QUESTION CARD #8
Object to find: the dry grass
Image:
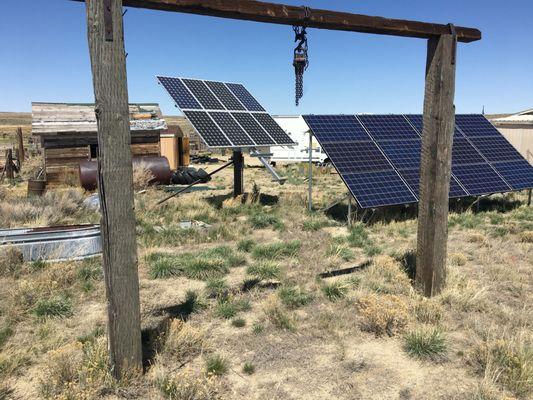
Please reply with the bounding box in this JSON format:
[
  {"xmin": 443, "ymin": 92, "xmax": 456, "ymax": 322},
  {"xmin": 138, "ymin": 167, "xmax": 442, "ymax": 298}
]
[
  {"xmin": 357, "ymin": 293, "xmax": 410, "ymax": 336},
  {"xmin": 152, "ymin": 365, "xmax": 223, "ymax": 400},
  {"xmin": 0, "ymin": 155, "xmax": 531, "ymax": 399},
  {"xmin": 132, "ymin": 163, "xmax": 155, "ymax": 191}
]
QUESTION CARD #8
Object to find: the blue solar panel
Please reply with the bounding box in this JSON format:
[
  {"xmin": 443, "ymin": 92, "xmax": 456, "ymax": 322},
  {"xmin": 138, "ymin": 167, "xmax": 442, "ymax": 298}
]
[
  {"xmin": 183, "ymin": 111, "xmax": 231, "ymax": 147},
  {"xmin": 491, "ymin": 159, "xmax": 533, "ymax": 191},
  {"xmin": 226, "ymin": 83, "xmax": 265, "ymax": 112},
  {"xmin": 452, "ymin": 163, "xmax": 511, "ymax": 195},
  {"xmin": 303, "ymin": 113, "xmax": 531, "ymax": 208},
  {"xmin": 182, "ymin": 79, "xmax": 225, "ymax": 110},
  {"xmin": 320, "ymin": 141, "xmax": 391, "ymax": 174},
  {"xmin": 456, "ymin": 114, "xmax": 502, "ymax": 138},
  {"xmin": 379, "ymin": 139, "xmax": 421, "ymax": 169},
  {"xmin": 399, "ymin": 168, "xmax": 468, "ymax": 198},
  {"xmin": 204, "ymin": 81, "xmax": 246, "ymax": 111},
  {"xmin": 208, "ymin": 112, "xmax": 254, "ymax": 146},
  {"xmin": 469, "ymin": 136, "xmax": 523, "ymax": 163},
  {"xmin": 404, "ymin": 114, "xmax": 463, "ymax": 138},
  {"xmin": 231, "ymin": 112, "xmax": 274, "ymax": 145},
  {"xmin": 302, "ymin": 115, "xmax": 370, "ymax": 142},
  {"xmin": 157, "ymin": 76, "xmax": 201, "ymax": 109},
  {"xmin": 158, "ymin": 76, "xmax": 289, "ymax": 147},
  {"xmin": 251, "ymin": 113, "xmax": 294, "ymax": 145},
  {"xmin": 358, "ymin": 115, "xmax": 420, "ymax": 141},
  {"xmin": 452, "ymin": 137, "xmax": 486, "ymax": 166},
  {"xmin": 343, "ymin": 170, "xmax": 417, "ymax": 208}
]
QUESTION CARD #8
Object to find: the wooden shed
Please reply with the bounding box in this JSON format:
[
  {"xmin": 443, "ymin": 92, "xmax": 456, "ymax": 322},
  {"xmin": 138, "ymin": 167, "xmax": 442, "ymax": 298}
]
[{"xmin": 32, "ymin": 102, "xmax": 167, "ymax": 186}]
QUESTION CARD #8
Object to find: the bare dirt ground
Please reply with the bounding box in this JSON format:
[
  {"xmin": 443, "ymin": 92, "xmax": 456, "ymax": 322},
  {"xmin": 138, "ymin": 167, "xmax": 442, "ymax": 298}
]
[{"xmin": 0, "ymin": 150, "xmax": 531, "ymax": 399}]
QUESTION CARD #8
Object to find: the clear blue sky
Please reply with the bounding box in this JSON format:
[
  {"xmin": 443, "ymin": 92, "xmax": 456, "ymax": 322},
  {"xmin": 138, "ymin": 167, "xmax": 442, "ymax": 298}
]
[{"xmin": 1, "ymin": 0, "xmax": 532, "ymax": 115}]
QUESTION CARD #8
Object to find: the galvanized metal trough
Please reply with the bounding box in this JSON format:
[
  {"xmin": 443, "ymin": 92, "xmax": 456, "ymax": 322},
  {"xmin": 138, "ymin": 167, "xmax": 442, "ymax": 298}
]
[{"xmin": 0, "ymin": 224, "xmax": 102, "ymax": 262}]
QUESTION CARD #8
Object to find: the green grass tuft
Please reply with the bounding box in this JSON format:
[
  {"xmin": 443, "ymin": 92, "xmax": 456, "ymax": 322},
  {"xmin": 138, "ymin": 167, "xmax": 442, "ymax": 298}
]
[
  {"xmin": 32, "ymin": 296, "xmax": 73, "ymax": 319},
  {"xmin": 247, "ymin": 261, "xmax": 281, "ymax": 281},
  {"xmin": 146, "ymin": 245, "xmax": 245, "ymax": 280},
  {"xmin": 204, "ymin": 277, "xmax": 229, "ymax": 298},
  {"xmin": 278, "ymin": 285, "xmax": 313, "ymax": 309},
  {"xmin": 205, "ymin": 354, "xmax": 228, "ymax": 376},
  {"xmin": 237, "ymin": 238, "xmax": 256, "ymax": 252},
  {"xmin": 231, "ymin": 318, "xmax": 246, "ymax": 328},
  {"xmin": 215, "ymin": 297, "xmax": 250, "ymax": 319},
  {"xmin": 322, "ymin": 281, "xmax": 349, "ymax": 302},
  {"xmin": 327, "ymin": 243, "xmax": 354, "ymax": 261},
  {"xmin": 249, "ymin": 212, "xmax": 283, "ymax": 230},
  {"xmin": 251, "ymin": 241, "xmax": 301, "ymax": 261},
  {"xmin": 242, "ymin": 362, "xmax": 255, "ymax": 375},
  {"xmin": 252, "ymin": 322, "xmax": 264, "ymax": 335},
  {"xmin": 404, "ymin": 326, "xmax": 447, "ymax": 361}
]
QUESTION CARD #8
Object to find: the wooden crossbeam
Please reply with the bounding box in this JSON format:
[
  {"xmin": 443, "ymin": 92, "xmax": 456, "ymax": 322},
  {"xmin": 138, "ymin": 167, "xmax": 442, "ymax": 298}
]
[{"xmin": 71, "ymin": 0, "xmax": 481, "ymax": 43}]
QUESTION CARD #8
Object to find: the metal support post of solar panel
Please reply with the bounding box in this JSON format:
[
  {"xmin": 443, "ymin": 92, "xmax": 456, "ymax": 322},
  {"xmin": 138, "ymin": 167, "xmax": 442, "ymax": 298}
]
[
  {"xmin": 303, "ymin": 114, "xmax": 533, "ymax": 209},
  {"xmin": 157, "ymin": 76, "xmax": 295, "ymax": 149}
]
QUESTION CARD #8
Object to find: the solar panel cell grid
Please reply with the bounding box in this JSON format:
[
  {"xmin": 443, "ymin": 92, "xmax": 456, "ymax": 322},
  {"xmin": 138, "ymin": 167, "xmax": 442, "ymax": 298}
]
[
  {"xmin": 302, "ymin": 115, "xmax": 370, "ymax": 142},
  {"xmin": 251, "ymin": 113, "xmax": 294, "ymax": 145},
  {"xmin": 404, "ymin": 114, "xmax": 463, "ymax": 138},
  {"xmin": 357, "ymin": 114, "xmax": 420, "ymax": 141},
  {"xmin": 452, "ymin": 163, "xmax": 511, "ymax": 196},
  {"xmin": 469, "ymin": 136, "xmax": 523, "ymax": 163},
  {"xmin": 158, "ymin": 76, "xmax": 289, "ymax": 148},
  {"xmin": 183, "ymin": 111, "xmax": 231, "ymax": 147},
  {"xmin": 379, "ymin": 139, "xmax": 421, "ymax": 169},
  {"xmin": 320, "ymin": 141, "xmax": 392, "ymax": 174},
  {"xmin": 226, "ymin": 83, "xmax": 265, "ymax": 112},
  {"xmin": 452, "ymin": 137, "xmax": 486, "ymax": 166},
  {"xmin": 491, "ymin": 159, "xmax": 533, "ymax": 191},
  {"xmin": 343, "ymin": 170, "xmax": 417, "ymax": 208},
  {"xmin": 231, "ymin": 113, "xmax": 274, "ymax": 145},
  {"xmin": 157, "ymin": 76, "xmax": 201, "ymax": 109},
  {"xmin": 205, "ymin": 81, "xmax": 246, "ymax": 111},
  {"xmin": 208, "ymin": 112, "xmax": 255, "ymax": 146},
  {"xmin": 399, "ymin": 168, "xmax": 468, "ymax": 198},
  {"xmin": 182, "ymin": 79, "xmax": 225, "ymax": 110},
  {"xmin": 455, "ymin": 114, "xmax": 502, "ymax": 138}
]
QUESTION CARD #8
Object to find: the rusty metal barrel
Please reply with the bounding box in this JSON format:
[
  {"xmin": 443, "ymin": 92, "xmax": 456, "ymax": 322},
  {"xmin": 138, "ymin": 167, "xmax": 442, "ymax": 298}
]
[{"xmin": 79, "ymin": 156, "xmax": 172, "ymax": 191}]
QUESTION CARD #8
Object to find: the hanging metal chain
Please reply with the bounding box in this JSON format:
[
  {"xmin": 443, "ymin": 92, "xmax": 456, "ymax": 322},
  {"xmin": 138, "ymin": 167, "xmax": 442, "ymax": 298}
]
[{"xmin": 293, "ymin": 25, "xmax": 309, "ymax": 106}]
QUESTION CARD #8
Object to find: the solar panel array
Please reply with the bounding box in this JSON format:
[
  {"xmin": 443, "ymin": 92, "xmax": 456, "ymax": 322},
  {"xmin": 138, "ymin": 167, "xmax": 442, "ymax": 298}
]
[
  {"xmin": 303, "ymin": 114, "xmax": 533, "ymax": 209},
  {"xmin": 157, "ymin": 76, "xmax": 294, "ymax": 148}
]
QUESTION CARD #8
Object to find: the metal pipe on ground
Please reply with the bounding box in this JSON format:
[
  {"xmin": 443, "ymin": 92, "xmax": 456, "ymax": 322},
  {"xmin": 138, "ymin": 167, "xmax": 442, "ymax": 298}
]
[{"xmin": 79, "ymin": 156, "xmax": 172, "ymax": 190}]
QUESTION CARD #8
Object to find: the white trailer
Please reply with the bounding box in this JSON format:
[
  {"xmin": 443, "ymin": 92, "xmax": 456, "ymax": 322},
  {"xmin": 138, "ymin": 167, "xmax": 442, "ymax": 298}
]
[{"xmin": 271, "ymin": 115, "xmax": 329, "ymax": 165}]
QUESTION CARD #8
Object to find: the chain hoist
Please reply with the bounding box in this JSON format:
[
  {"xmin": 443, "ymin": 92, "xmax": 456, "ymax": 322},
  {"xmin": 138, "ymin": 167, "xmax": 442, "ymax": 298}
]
[{"xmin": 292, "ymin": 24, "xmax": 309, "ymax": 106}]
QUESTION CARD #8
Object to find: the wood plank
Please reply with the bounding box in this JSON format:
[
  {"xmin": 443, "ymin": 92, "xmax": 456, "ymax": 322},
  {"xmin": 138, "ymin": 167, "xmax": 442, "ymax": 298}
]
[
  {"xmin": 131, "ymin": 142, "xmax": 160, "ymax": 156},
  {"xmin": 416, "ymin": 34, "xmax": 456, "ymax": 297},
  {"xmin": 45, "ymin": 147, "xmax": 89, "ymax": 158},
  {"xmin": 86, "ymin": 0, "xmax": 142, "ymax": 378},
  {"xmin": 71, "ymin": 0, "xmax": 481, "ymax": 42}
]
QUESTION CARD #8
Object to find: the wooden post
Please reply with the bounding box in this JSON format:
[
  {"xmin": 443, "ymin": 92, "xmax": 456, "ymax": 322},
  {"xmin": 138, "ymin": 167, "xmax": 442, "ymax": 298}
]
[
  {"xmin": 5, "ymin": 149, "xmax": 14, "ymax": 180},
  {"xmin": 16, "ymin": 127, "xmax": 24, "ymax": 168},
  {"xmin": 85, "ymin": 0, "xmax": 142, "ymax": 378},
  {"xmin": 233, "ymin": 150, "xmax": 244, "ymax": 197},
  {"xmin": 416, "ymin": 33, "xmax": 457, "ymax": 297}
]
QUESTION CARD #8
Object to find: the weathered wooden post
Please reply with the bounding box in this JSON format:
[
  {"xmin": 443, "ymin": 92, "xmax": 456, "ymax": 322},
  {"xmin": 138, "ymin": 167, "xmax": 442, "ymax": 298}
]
[
  {"xmin": 416, "ymin": 32, "xmax": 457, "ymax": 297},
  {"xmin": 16, "ymin": 127, "xmax": 24, "ymax": 168},
  {"xmin": 85, "ymin": 0, "xmax": 142, "ymax": 378},
  {"xmin": 5, "ymin": 149, "xmax": 14, "ymax": 180}
]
